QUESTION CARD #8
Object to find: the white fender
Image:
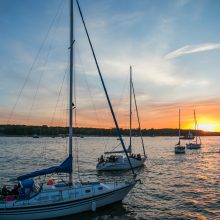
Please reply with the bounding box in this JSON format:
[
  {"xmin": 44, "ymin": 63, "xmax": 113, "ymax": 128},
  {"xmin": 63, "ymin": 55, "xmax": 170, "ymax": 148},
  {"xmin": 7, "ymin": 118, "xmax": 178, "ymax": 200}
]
[{"xmin": 91, "ymin": 201, "xmax": 96, "ymax": 212}]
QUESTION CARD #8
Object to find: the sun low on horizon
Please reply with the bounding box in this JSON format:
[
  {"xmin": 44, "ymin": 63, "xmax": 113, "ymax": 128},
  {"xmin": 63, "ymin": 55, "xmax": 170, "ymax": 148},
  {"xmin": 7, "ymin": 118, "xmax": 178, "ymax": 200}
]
[
  {"xmin": 198, "ymin": 123, "xmax": 216, "ymax": 132},
  {"xmin": 196, "ymin": 116, "xmax": 220, "ymax": 132},
  {"xmin": 185, "ymin": 120, "xmax": 220, "ymax": 132},
  {"xmin": 198, "ymin": 122, "xmax": 220, "ymax": 132}
]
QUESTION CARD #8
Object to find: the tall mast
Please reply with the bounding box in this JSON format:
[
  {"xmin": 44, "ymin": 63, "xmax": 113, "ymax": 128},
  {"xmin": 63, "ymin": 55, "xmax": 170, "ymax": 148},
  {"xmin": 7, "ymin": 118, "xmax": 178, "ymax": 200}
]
[
  {"xmin": 129, "ymin": 66, "xmax": 132, "ymax": 154},
  {"xmin": 194, "ymin": 109, "xmax": 198, "ymax": 144},
  {"xmin": 69, "ymin": 0, "xmax": 74, "ymax": 184},
  {"xmin": 131, "ymin": 73, "xmax": 146, "ymax": 157},
  {"xmin": 179, "ymin": 109, "xmax": 181, "ymax": 144}
]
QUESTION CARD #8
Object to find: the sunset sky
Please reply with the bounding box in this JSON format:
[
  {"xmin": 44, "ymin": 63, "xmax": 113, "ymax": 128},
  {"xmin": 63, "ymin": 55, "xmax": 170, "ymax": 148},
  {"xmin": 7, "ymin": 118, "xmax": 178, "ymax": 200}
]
[{"xmin": 1, "ymin": 0, "xmax": 220, "ymax": 131}]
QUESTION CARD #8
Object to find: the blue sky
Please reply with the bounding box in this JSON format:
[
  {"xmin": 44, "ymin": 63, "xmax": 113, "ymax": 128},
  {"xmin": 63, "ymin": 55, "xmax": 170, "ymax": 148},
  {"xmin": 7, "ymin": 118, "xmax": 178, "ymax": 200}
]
[{"xmin": 1, "ymin": 0, "xmax": 220, "ymax": 129}]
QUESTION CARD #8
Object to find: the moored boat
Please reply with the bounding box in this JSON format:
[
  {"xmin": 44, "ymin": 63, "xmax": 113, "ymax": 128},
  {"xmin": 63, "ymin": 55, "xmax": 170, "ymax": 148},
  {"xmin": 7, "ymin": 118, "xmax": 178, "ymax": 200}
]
[
  {"xmin": 0, "ymin": 179, "xmax": 135, "ymax": 220},
  {"xmin": 175, "ymin": 109, "xmax": 185, "ymax": 154},
  {"xmin": 180, "ymin": 130, "xmax": 194, "ymax": 140},
  {"xmin": 0, "ymin": 1, "xmax": 137, "ymax": 219},
  {"xmin": 97, "ymin": 66, "xmax": 147, "ymax": 171},
  {"xmin": 186, "ymin": 110, "xmax": 201, "ymax": 149}
]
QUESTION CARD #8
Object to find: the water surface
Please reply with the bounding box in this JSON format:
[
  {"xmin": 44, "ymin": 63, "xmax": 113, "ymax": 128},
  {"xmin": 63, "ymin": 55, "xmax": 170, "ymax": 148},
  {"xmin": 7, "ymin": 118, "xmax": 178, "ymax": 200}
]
[{"xmin": 0, "ymin": 136, "xmax": 219, "ymax": 219}]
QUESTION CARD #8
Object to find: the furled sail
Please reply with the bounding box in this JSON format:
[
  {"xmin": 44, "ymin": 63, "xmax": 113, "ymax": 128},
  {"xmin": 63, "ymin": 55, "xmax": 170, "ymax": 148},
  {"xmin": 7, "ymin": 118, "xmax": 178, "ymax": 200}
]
[
  {"xmin": 104, "ymin": 145, "xmax": 131, "ymax": 155},
  {"xmin": 16, "ymin": 156, "xmax": 72, "ymax": 181}
]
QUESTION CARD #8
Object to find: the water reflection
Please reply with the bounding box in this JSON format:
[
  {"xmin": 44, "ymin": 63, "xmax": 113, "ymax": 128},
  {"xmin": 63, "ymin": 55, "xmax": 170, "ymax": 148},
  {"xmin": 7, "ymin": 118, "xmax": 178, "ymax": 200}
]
[{"xmin": 0, "ymin": 136, "xmax": 219, "ymax": 219}]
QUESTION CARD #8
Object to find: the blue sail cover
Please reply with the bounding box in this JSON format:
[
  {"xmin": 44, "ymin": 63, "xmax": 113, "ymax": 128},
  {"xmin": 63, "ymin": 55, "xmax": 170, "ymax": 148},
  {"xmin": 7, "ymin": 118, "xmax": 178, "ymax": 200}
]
[{"xmin": 17, "ymin": 156, "xmax": 72, "ymax": 181}]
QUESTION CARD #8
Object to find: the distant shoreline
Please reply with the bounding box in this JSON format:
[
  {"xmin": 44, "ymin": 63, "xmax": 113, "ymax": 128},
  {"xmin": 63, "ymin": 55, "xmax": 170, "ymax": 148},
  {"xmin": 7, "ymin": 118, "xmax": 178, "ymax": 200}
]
[
  {"xmin": 1, "ymin": 124, "xmax": 220, "ymax": 137},
  {"xmin": 1, "ymin": 135, "xmax": 220, "ymax": 138}
]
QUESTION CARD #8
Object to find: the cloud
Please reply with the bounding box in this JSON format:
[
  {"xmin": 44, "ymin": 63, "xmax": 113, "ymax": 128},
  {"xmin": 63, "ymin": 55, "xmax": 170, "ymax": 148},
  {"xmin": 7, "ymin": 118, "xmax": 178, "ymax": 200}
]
[
  {"xmin": 111, "ymin": 12, "xmax": 144, "ymax": 26},
  {"xmin": 175, "ymin": 0, "xmax": 192, "ymax": 7},
  {"xmin": 165, "ymin": 43, "xmax": 220, "ymax": 59}
]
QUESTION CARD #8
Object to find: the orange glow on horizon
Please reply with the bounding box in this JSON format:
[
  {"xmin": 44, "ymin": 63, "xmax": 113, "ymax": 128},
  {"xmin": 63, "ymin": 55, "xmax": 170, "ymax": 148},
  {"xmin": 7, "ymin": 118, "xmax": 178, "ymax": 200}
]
[
  {"xmin": 199, "ymin": 116, "xmax": 220, "ymax": 131},
  {"xmin": 198, "ymin": 123, "xmax": 216, "ymax": 132},
  {"xmin": 184, "ymin": 120, "xmax": 220, "ymax": 132},
  {"xmin": 2, "ymin": 103, "xmax": 220, "ymax": 132}
]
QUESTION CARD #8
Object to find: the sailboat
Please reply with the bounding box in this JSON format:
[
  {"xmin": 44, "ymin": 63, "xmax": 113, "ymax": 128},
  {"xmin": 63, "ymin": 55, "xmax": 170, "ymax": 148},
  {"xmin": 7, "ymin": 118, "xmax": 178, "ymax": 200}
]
[
  {"xmin": 96, "ymin": 66, "xmax": 147, "ymax": 171},
  {"xmin": 180, "ymin": 130, "xmax": 194, "ymax": 140},
  {"xmin": 0, "ymin": 1, "xmax": 137, "ymax": 219},
  {"xmin": 186, "ymin": 110, "xmax": 201, "ymax": 149},
  {"xmin": 32, "ymin": 134, "xmax": 39, "ymax": 138},
  {"xmin": 175, "ymin": 109, "xmax": 186, "ymax": 154}
]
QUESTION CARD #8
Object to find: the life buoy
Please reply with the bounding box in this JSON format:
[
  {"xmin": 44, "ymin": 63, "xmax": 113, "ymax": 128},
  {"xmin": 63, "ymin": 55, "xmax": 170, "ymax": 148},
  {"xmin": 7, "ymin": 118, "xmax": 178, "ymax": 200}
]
[{"xmin": 47, "ymin": 179, "xmax": 54, "ymax": 185}]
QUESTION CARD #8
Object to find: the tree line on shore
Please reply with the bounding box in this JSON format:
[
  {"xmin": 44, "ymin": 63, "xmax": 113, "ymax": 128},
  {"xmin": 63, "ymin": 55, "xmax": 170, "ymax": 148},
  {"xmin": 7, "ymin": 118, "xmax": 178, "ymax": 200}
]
[{"xmin": 0, "ymin": 124, "xmax": 219, "ymax": 137}]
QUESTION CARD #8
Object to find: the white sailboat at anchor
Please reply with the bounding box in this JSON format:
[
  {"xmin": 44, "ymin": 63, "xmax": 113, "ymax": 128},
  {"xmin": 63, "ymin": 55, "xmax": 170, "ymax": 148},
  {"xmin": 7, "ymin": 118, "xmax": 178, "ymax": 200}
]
[
  {"xmin": 0, "ymin": 1, "xmax": 137, "ymax": 219},
  {"xmin": 175, "ymin": 109, "xmax": 186, "ymax": 154},
  {"xmin": 186, "ymin": 110, "xmax": 201, "ymax": 149},
  {"xmin": 96, "ymin": 66, "xmax": 147, "ymax": 171}
]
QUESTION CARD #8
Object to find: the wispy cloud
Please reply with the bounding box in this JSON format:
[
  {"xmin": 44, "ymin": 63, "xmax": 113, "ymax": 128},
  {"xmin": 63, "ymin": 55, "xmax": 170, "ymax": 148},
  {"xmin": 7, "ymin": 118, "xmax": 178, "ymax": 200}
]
[
  {"xmin": 111, "ymin": 12, "xmax": 144, "ymax": 26},
  {"xmin": 165, "ymin": 43, "xmax": 220, "ymax": 59},
  {"xmin": 175, "ymin": 0, "xmax": 192, "ymax": 8}
]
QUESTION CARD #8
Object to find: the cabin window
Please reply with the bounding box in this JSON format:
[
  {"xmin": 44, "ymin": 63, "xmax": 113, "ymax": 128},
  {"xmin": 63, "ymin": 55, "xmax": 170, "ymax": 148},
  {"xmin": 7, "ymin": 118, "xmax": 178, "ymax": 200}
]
[
  {"xmin": 98, "ymin": 187, "xmax": 103, "ymax": 190},
  {"xmin": 85, "ymin": 189, "xmax": 91, "ymax": 193}
]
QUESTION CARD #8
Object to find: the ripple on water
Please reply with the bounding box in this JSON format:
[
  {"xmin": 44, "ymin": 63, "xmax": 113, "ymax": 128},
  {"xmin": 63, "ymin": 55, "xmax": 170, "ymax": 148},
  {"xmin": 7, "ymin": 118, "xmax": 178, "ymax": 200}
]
[{"xmin": 0, "ymin": 136, "xmax": 220, "ymax": 219}]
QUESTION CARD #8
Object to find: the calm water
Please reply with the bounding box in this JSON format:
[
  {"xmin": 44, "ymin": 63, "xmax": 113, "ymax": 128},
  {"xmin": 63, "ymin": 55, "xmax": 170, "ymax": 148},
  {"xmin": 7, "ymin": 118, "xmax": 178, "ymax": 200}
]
[{"xmin": 0, "ymin": 136, "xmax": 220, "ymax": 220}]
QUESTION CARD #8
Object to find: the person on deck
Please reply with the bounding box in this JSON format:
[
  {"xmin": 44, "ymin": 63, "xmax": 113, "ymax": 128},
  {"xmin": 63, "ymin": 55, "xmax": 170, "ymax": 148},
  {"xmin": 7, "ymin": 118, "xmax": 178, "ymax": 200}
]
[
  {"xmin": 11, "ymin": 184, "xmax": 19, "ymax": 197},
  {"xmin": 1, "ymin": 185, "xmax": 9, "ymax": 197},
  {"xmin": 98, "ymin": 155, "xmax": 104, "ymax": 164}
]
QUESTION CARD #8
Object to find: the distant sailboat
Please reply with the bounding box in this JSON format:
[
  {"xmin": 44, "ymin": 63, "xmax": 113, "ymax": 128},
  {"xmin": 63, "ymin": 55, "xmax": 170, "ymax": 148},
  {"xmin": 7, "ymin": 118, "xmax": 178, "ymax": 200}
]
[
  {"xmin": 0, "ymin": 1, "xmax": 136, "ymax": 219},
  {"xmin": 32, "ymin": 134, "xmax": 39, "ymax": 138},
  {"xmin": 175, "ymin": 109, "xmax": 186, "ymax": 154},
  {"xmin": 186, "ymin": 110, "xmax": 201, "ymax": 149},
  {"xmin": 96, "ymin": 66, "xmax": 147, "ymax": 171},
  {"xmin": 180, "ymin": 130, "xmax": 194, "ymax": 140}
]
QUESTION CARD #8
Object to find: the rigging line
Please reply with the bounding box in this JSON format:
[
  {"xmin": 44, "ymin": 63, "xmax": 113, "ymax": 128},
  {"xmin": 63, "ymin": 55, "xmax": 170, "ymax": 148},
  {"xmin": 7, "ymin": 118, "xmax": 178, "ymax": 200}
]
[
  {"xmin": 76, "ymin": 0, "xmax": 135, "ymax": 176},
  {"xmin": 50, "ymin": 2, "xmax": 69, "ymax": 126},
  {"xmin": 105, "ymin": 142, "xmax": 122, "ymax": 153},
  {"xmin": 59, "ymin": 79, "xmax": 68, "ymax": 130},
  {"xmin": 26, "ymin": 39, "xmax": 55, "ymax": 124},
  {"xmin": 27, "ymin": 0, "xmax": 66, "ymax": 126},
  {"xmin": 62, "ymin": 83, "xmax": 69, "ymax": 157},
  {"xmin": 77, "ymin": 45, "xmax": 107, "ymax": 148},
  {"xmin": 194, "ymin": 109, "xmax": 201, "ymax": 144},
  {"xmin": 104, "ymin": 71, "xmax": 129, "ymax": 152},
  {"xmin": 7, "ymin": 0, "xmax": 64, "ymax": 124},
  {"xmin": 58, "ymin": 79, "xmax": 68, "ymax": 126},
  {"xmin": 132, "ymin": 80, "xmax": 146, "ymax": 157},
  {"xmin": 50, "ymin": 65, "xmax": 68, "ymax": 126},
  {"xmin": 75, "ymin": 45, "xmax": 101, "ymax": 127},
  {"xmin": 75, "ymin": 44, "xmax": 111, "ymax": 176},
  {"xmin": 73, "ymin": 34, "xmax": 80, "ymax": 178},
  {"xmin": 74, "ymin": 98, "xmax": 80, "ymax": 178},
  {"xmin": 72, "ymin": 28, "xmax": 80, "ymax": 178},
  {"xmin": 57, "ymin": 57, "xmax": 69, "ymax": 129},
  {"xmin": 75, "ymin": 136, "xmax": 80, "ymax": 178},
  {"xmin": 194, "ymin": 109, "xmax": 197, "ymax": 143},
  {"xmin": 75, "ymin": 45, "xmax": 109, "ymax": 162},
  {"xmin": 60, "ymin": 59, "xmax": 69, "ymax": 157},
  {"xmin": 115, "ymin": 73, "xmax": 129, "ymax": 118}
]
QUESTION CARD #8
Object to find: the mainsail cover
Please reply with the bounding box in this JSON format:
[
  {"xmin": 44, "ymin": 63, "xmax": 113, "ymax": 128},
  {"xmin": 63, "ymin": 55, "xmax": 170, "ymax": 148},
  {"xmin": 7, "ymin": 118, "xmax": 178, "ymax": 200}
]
[
  {"xmin": 17, "ymin": 156, "xmax": 72, "ymax": 181},
  {"xmin": 105, "ymin": 145, "xmax": 131, "ymax": 155}
]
